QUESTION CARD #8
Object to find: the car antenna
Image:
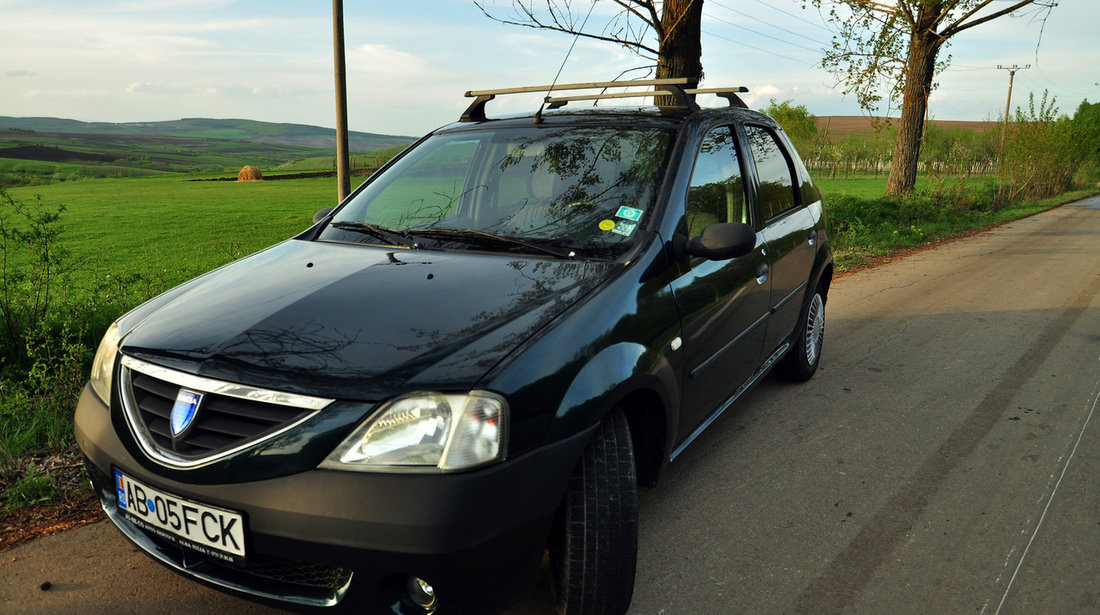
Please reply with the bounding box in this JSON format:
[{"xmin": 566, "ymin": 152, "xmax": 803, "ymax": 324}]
[{"xmin": 535, "ymin": 0, "xmax": 599, "ymax": 124}]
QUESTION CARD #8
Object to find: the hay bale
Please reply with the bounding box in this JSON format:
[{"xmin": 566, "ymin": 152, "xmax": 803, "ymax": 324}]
[{"xmin": 237, "ymin": 166, "xmax": 263, "ymax": 181}]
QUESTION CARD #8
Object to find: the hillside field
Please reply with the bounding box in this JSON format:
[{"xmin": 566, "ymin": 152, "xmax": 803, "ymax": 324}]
[{"xmin": 0, "ymin": 117, "xmax": 415, "ymax": 187}]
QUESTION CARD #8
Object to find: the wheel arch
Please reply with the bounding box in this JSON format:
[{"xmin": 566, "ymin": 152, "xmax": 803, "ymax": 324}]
[
  {"xmin": 615, "ymin": 388, "xmax": 667, "ymax": 488},
  {"xmin": 545, "ymin": 342, "xmax": 677, "ymax": 489}
]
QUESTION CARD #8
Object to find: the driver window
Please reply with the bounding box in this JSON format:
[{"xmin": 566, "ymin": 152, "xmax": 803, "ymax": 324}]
[{"xmin": 686, "ymin": 126, "xmax": 747, "ymax": 238}]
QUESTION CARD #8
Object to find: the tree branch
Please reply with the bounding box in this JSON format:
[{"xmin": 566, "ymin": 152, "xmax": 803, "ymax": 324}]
[
  {"xmin": 896, "ymin": 0, "xmax": 917, "ymax": 27},
  {"xmin": 942, "ymin": 0, "xmax": 1039, "ymax": 38},
  {"xmin": 473, "ymin": 0, "xmax": 660, "ymax": 55},
  {"xmin": 610, "ymin": 0, "xmax": 660, "ymax": 32}
]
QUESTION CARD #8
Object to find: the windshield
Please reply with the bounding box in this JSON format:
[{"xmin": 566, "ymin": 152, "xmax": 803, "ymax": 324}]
[{"xmin": 320, "ymin": 125, "xmax": 674, "ymax": 258}]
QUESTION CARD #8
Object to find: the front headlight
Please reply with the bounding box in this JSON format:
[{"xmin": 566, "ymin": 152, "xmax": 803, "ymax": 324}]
[
  {"xmin": 89, "ymin": 323, "xmax": 121, "ymax": 403},
  {"xmin": 321, "ymin": 391, "xmax": 507, "ymax": 472}
]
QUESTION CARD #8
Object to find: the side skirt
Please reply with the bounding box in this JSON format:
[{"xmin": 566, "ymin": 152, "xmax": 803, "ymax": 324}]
[{"xmin": 668, "ymin": 341, "xmax": 791, "ymax": 462}]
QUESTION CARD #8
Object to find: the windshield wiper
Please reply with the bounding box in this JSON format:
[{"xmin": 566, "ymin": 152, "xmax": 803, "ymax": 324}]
[
  {"xmin": 329, "ymin": 221, "xmax": 417, "ymax": 249},
  {"xmin": 406, "ymin": 227, "xmax": 575, "ymax": 259}
]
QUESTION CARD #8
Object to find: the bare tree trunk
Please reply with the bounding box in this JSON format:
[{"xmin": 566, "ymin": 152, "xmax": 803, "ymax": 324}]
[
  {"xmin": 885, "ymin": 5, "xmax": 942, "ymax": 196},
  {"xmin": 656, "ymin": 0, "xmax": 703, "ymax": 86}
]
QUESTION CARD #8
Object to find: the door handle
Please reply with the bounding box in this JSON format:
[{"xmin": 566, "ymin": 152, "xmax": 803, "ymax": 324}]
[
  {"xmin": 756, "ymin": 264, "xmax": 769, "ymax": 285},
  {"xmin": 808, "ymin": 229, "xmax": 818, "ymax": 246}
]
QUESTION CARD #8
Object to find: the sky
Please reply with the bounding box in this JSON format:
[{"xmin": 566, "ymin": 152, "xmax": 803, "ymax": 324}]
[{"xmin": 1, "ymin": 0, "xmax": 1097, "ymax": 138}]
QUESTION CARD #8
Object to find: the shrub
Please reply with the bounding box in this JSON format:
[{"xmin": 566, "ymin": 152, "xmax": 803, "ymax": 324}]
[
  {"xmin": 0, "ymin": 188, "xmax": 90, "ymax": 472},
  {"xmin": 999, "ymin": 92, "xmax": 1077, "ymax": 199}
]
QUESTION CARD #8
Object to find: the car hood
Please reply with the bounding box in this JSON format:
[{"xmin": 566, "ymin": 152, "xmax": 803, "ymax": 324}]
[{"xmin": 120, "ymin": 239, "xmax": 618, "ymax": 400}]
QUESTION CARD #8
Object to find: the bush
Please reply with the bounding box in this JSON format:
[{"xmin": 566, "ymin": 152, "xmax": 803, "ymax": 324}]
[
  {"xmin": 0, "ymin": 188, "xmax": 90, "ymax": 471},
  {"xmin": 999, "ymin": 92, "xmax": 1077, "ymax": 199}
]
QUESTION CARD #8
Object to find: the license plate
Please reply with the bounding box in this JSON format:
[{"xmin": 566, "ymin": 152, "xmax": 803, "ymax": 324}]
[{"xmin": 114, "ymin": 469, "xmax": 246, "ymax": 563}]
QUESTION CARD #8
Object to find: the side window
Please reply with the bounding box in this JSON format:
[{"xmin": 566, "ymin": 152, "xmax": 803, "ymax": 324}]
[
  {"xmin": 686, "ymin": 126, "xmax": 748, "ymax": 238},
  {"xmin": 745, "ymin": 125, "xmax": 798, "ymax": 221}
]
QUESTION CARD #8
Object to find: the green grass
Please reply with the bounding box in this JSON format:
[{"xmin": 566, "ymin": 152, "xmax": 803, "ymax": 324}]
[
  {"xmin": 815, "ymin": 174, "xmax": 994, "ymax": 199},
  {"xmin": 818, "ymin": 174, "xmax": 1100, "ymax": 270},
  {"xmin": 7, "ymin": 175, "xmax": 367, "ymax": 287},
  {"xmin": 271, "ymin": 145, "xmax": 409, "ymax": 173}
]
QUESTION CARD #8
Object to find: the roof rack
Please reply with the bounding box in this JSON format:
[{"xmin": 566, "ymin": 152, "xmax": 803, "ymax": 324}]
[{"xmin": 460, "ymin": 79, "xmax": 750, "ymax": 123}]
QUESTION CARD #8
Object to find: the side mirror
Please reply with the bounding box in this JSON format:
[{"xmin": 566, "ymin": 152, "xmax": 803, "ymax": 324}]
[
  {"xmin": 313, "ymin": 207, "xmax": 334, "ymax": 224},
  {"xmin": 685, "ymin": 222, "xmax": 756, "ymax": 261}
]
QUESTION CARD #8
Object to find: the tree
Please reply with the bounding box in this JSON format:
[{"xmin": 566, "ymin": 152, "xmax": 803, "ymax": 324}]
[
  {"xmin": 807, "ymin": 0, "xmax": 1057, "ymax": 196},
  {"xmin": 474, "ymin": 1, "xmax": 704, "ymax": 86},
  {"xmin": 763, "ymin": 99, "xmax": 818, "ymax": 157}
]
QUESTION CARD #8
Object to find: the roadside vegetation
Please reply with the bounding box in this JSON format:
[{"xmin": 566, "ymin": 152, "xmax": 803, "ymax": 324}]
[{"xmin": 1, "ymin": 98, "xmax": 1098, "ymax": 513}]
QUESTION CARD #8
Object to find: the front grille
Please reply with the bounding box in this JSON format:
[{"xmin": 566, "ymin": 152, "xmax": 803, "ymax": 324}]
[
  {"xmin": 129, "ymin": 371, "xmax": 311, "ymax": 457},
  {"xmin": 119, "ymin": 355, "xmax": 333, "ymax": 467}
]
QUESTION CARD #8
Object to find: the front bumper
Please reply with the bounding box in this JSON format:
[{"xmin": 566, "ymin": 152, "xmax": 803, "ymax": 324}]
[{"xmin": 75, "ymin": 383, "xmax": 591, "ymax": 614}]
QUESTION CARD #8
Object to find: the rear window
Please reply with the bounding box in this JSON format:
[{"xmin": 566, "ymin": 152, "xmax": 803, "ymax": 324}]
[{"xmin": 744, "ymin": 125, "xmax": 798, "ymax": 221}]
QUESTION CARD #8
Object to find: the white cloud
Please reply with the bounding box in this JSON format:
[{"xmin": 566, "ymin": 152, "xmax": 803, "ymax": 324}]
[
  {"xmin": 349, "ymin": 43, "xmax": 433, "ymax": 78},
  {"xmin": 126, "ymin": 82, "xmax": 192, "ymax": 95}
]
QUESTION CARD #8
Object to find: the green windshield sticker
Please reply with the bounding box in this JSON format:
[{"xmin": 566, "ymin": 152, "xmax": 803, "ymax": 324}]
[
  {"xmin": 615, "ymin": 206, "xmax": 643, "ymax": 222},
  {"xmin": 611, "ymin": 220, "xmax": 637, "ymax": 237}
]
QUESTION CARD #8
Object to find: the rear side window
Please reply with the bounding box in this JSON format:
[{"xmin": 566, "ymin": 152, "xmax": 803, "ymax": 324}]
[
  {"xmin": 745, "ymin": 125, "xmax": 798, "ymax": 221},
  {"xmin": 686, "ymin": 126, "xmax": 748, "ymax": 238}
]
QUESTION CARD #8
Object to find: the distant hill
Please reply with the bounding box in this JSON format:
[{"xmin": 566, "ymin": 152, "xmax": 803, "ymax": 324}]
[
  {"xmin": 0, "ymin": 116, "xmax": 415, "ymax": 152},
  {"xmin": 816, "ymin": 116, "xmax": 999, "ymax": 139},
  {"xmin": 0, "ymin": 117, "xmax": 415, "ymax": 187}
]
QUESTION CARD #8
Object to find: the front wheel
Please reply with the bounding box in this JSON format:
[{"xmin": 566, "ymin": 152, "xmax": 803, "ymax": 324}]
[
  {"xmin": 550, "ymin": 408, "xmax": 638, "ymax": 615},
  {"xmin": 777, "ymin": 283, "xmax": 825, "ymax": 381}
]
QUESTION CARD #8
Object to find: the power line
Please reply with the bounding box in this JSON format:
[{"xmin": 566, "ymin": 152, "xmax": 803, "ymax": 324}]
[
  {"xmin": 742, "ymin": 0, "xmax": 834, "ymax": 34},
  {"xmin": 707, "ymin": 0, "xmax": 829, "ymax": 46},
  {"xmin": 700, "ymin": 28, "xmax": 815, "ymax": 67},
  {"xmin": 704, "ymin": 13, "xmax": 822, "ymax": 54}
]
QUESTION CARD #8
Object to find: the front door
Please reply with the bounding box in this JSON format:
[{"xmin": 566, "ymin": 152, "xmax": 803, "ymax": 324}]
[{"xmin": 671, "ymin": 125, "xmax": 771, "ymax": 447}]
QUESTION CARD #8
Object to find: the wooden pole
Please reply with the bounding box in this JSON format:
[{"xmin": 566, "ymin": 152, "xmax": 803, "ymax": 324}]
[
  {"xmin": 333, "ymin": 0, "xmax": 351, "ymax": 202},
  {"xmin": 997, "ymin": 64, "xmax": 1030, "ymax": 150}
]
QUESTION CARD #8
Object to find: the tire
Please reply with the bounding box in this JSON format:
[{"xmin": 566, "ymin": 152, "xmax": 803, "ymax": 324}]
[
  {"xmin": 550, "ymin": 408, "xmax": 638, "ymax": 615},
  {"xmin": 777, "ymin": 283, "xmax": 826, "ymax": 382}
]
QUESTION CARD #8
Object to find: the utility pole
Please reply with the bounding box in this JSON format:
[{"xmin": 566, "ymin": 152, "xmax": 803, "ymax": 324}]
[
  {"xmin": 997, "ymin": 64, "xmax": 1030, "ymax": 149},
  {"xmin": 333, "ymin": 0, "xmax": 351, "ymax": 202}
]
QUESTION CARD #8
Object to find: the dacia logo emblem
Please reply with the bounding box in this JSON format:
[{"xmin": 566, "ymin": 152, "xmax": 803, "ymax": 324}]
[{"xmin": 171, "ymin": 389, "xmax": 204, "ymax": 438}]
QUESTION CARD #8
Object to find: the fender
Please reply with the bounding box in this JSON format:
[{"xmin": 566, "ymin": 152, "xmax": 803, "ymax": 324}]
[{"xmin": 544, "ymin": 342, "xmax": 679, "ymax": 454}]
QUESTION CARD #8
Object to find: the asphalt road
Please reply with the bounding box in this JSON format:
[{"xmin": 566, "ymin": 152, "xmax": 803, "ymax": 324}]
[{"xmin": 2, "ymin": 196, "xmax": 1098, "ymax": 615}]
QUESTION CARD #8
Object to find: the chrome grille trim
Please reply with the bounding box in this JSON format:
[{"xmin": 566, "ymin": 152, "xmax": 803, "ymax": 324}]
[
  {"xmin": 120, "ymin": 355, "xmax": 332, "ymax": 410},
  {"xmin": 119, "ymin": 355, "xmax": 334, "ymax": 469}
]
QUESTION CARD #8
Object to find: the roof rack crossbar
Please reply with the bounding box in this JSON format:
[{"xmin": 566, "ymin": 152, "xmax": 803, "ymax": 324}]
[
  {"xmin": 462, "ymin": 79, "xmax": 696, "ymax": 122},
  {"xmin": 465, "ymin": 78, "xmax": 691, "ymax": 98},
  {"xmin": 459, "ymin": 79, "xmax": 750, "ymax": 122},
  {"xmin": 545, "ymin": 89, "xmax": 678, "ymax": 104},
  {"xmin": 685, "ymin": 87, "xmax": 750, "ymax": 109}
]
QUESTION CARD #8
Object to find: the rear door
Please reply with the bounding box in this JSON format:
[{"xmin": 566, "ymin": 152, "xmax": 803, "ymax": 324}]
[{"xmin": 741, "ymin": 123, "xmax": 817, "ymax": 358}]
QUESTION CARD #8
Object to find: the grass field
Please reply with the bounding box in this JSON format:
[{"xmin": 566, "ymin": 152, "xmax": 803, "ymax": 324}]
[
  {"xmin": 6, "ymin": 171, "xmax": 1091, "ymax": 303},
  {"xmin": 8, "ymin": 176, "xmax": 366, "ymax": 282}
]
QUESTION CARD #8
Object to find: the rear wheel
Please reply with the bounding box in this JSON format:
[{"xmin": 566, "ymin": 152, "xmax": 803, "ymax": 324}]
[
  {"xmin": 550, "ymin": 408, "xmax": 638, "ymax": 615},
  {"xmin": 777, "ymin": 283, "xmax": 825, "ymax": 381}
]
